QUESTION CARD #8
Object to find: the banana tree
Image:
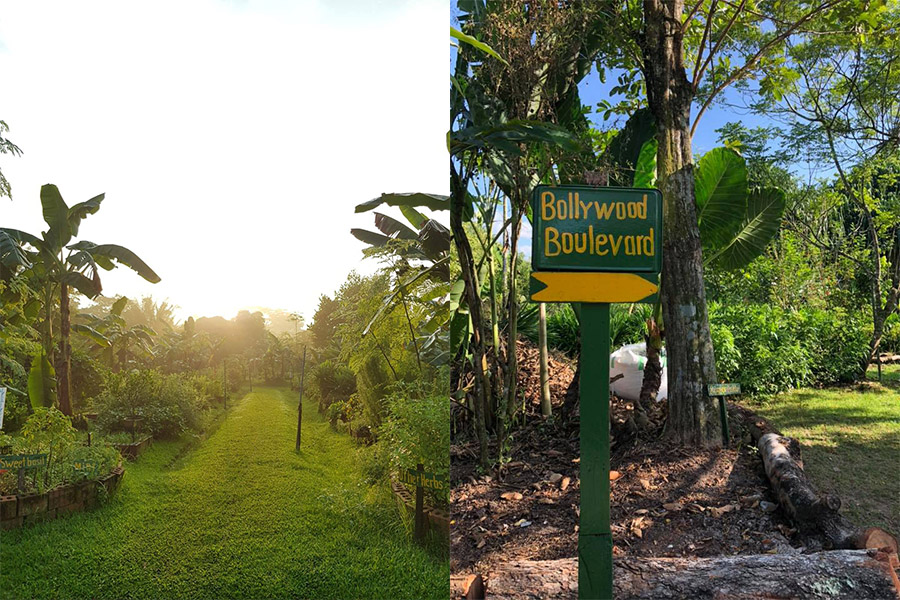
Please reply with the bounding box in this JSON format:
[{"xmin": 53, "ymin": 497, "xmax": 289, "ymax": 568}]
[
  {"xmin": 73, "ymin": 296, "xmax": 157, "ymax": 371},
  {"xmin": 1, "ymin": 184, "xmax": 160, "ymax": 414},
  {"xmin": 350, "ymin": 192, "xmax": 450, "ymax": 370}
]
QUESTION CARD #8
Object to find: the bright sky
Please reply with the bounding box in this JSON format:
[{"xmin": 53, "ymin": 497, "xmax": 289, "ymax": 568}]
[{"xmin": 0, "ymin": 0, "xmax": 447, "ymax": 324}]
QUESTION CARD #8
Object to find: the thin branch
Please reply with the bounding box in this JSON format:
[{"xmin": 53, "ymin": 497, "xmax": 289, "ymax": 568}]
[
  {"xmin": 692, "ymin": 0, "xmax": 719, "ymax": 90},
  {"xmin": 695, "ymin": 0, "xmax": 746, "ymax": 91},
  {"xmin": 690, "ymin": 0, "xmax": 845, "ymax": 138}
]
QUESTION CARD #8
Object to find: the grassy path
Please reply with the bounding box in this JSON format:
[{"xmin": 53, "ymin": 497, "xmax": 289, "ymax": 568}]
[{"xmin": 0, "ymin": 388, "xmax": 447, "ymax": 599}]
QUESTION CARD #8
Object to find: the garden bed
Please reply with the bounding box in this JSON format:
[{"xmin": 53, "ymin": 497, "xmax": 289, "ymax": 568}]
[
  {"xmin": 0, "ymin": 466, "xmax": 124, "ymax": 530},
  {"xmin": 392, "ymin": 479, "xmax": 450, "ymax": 538},
  {"xmin": 111, "ymin": 436, "xmax": 153, "ymax": 460}
]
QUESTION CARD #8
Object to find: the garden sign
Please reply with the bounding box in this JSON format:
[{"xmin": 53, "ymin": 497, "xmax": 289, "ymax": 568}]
[
  {"xmin": 400, "ymin": 464, "xmax": 446, "ymax": 544},
  {"xmin": 530, "ymin": 185, "xmax": 663, "ymax": 600}
]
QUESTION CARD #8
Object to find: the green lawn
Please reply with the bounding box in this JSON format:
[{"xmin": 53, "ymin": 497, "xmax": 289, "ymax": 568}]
[
  {"xmin": 747, "ymin": 369, "xmax": 899, "ymax": 535},
  {"xmin": 0, "ymin": 387, "xmax": 447, "ymax": 600}
]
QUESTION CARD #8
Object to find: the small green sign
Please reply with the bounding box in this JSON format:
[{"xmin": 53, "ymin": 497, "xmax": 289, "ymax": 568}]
[
  {"xmin": 399, "ymin": 468, "xmax": 447, "ymax": 491},
  {"xmin": 531, "ymin": 185, "xmax": 663, "ymax": 273},
  {"xmin": 708, "ymin": 383, "xmax": 741, "ymax": 396},
  {"xmin": 73, "ymin": 460, "xmax": 100, "ymax": 475},
  {"xmin": 0, "ymin": 454, "xmax": 47, "ymax": 470}
]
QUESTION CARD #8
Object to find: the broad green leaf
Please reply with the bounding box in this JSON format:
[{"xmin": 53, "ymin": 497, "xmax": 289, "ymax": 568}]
[
  {"xmin": 355, "ymin": 192, "xmax": 449, "ymax": 213},
  {"xmin": 450, "ymin": 26, "xmax": 509, "ymax": 66},
  {"xmin": 604, "ymin": 108, "xmax": 656, "ymax": 186},
  {"xmin": 111, "ymin": 296, "xmax": 129, "ymax": 316},
  {"xmin": 41, "ymin": 184, "xmax": 72, "ymax": 250},
  {"xmin": 350, "ymin": 228, "xmax": 391, "ymax": 247},
  {"xmin": 706, "ymin": 187, "xmax": 786, "ymax": 271},
  {"xmin": 27, "ymin": 352, "xmax": 55, "ymax": 410},
  {"xmin": 72, "ymin": 323, "xmax": 111, "ymax": 347},
  {"xmin": 0, "ymin": 227, "xmax": 43, "ymax": 248},
  {"xmin": 0, "ymin": 229, "xmax": 32, "ymax": 270},
  {"xmin": 373, "ymin": 212, "xmax": 418, "ymax": 240},
  {"xmin": 84, "ymin": 243, "xmax": 161, "ymax": 283},
  {"xmin": 695, "ymin": 148, "xmax": 748, "ymax": 248},
  {"xmin": 399, "ymin": 205, "xmax": 428, "ymax": 230},
  {"xmin": 62, "ymin": 271, "xmax": 102, "ymax": 297},
  {"xmin": 67, "ymin": 194, "xmax": 104, "ymax": 237},
  {"xmin": 633, "ymin": 138, "xmax": 658, "ymax": 188},
  {"xmin": 417, "ymin": 220, "xmax": 450, "ymax": 264}
]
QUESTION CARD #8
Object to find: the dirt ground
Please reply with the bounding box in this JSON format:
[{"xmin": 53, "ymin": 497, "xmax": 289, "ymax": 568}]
[{"xmin": 450, "ymin": 340, "xmax": 812, "ymax": 576}]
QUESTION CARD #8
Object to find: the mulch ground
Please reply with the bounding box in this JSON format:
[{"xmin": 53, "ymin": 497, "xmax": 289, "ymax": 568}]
[{"xmin": 450, "ymin": 339, "xmax": 811, "ymax": 576}]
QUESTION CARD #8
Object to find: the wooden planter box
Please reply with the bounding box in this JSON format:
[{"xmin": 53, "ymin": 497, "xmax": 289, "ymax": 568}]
[
  {"xmin": 390, "ymin": 480, "xmax": 450, "ymax": 538},
  {"xmin": 0, "ymin": 466, "xmax": 124, "ymax": 530},
  {"xmin": 111, "ymin": 436, "xmax": 153, "ymax": 460}
]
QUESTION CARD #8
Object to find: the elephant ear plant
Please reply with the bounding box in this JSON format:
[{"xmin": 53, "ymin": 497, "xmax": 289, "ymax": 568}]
[{"xmin": 1, "ymin": 184, "xmax": 160, "ymax": 415}]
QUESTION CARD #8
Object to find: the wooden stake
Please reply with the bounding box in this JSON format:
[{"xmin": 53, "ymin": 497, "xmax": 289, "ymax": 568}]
[{"xmin": 414, "ymin": 462, "xmax": 425, "ymax": 544}]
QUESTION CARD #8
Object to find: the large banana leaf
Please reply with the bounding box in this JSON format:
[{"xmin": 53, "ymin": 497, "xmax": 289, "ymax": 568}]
[
  {"xmin": 67, "ymin": 194, "xmax": 104, "ymax": 237},
  {"xmin": 41, "ymin": 184, "xmax": 72, "ymax": 250},
  {"xmin": 706, "ymin": 187, "xmax": 786, "ymax": 271},
  {"xmin": 695, "ymin": 148, "xmax": 748, "ymax": 248},
  {"xmin": 111, "ymin": 296, "xmax": 129, "ymax": 316},
  {"xmin": 0, "ymin": 229, "xmax": 32, "ymax": 270},
  {"xmin": 62, "ymin": 270, "xmax": 102, "ymax": 297},
  {"xmin": 355, "ymin": 192, "xmax": 449, "ymax": 213},
  {"xmin": 350, "ymin": 228, "xmax": 392, "ymax": 247},
  {"xmin": 417, "ymin": 220, "xmax": 450, "ymax": 264},
  {"xmin": 73, "ymin": 323, "xmax": 111, "ymax": 347},
  {"xmin": 27, "ymin": 352, "xmax": 55, "ymax": 410},
  {"xmin": 604, "ymin": 108, "xmax": 656, "ymax": 186},
  {"xmin": 633, "ymin": 138, "xmax": 658, "ymax": 188},
  {"xmin": 77, "ymin": 242, "xmax": 161, "ymax": 283},
  {"xmin": 373, "ymin": 213, "xmax": 418, "ymax": 240}
]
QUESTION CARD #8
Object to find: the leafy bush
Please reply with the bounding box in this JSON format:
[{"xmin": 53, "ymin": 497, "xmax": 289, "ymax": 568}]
[
  {"xmin": 309, "ymin": 359, "xmax": 356, "ymax": 414},
  {"xmin": 709, "ymin": 303, "xmax": 869, "ymax": 395},
  {"xmin": 94, "ymin": 370, "xmax": 206, "ymax": 439},
  {"xmin": 377, "ymin": 379, "xmax": 449, "ymax": 506}
]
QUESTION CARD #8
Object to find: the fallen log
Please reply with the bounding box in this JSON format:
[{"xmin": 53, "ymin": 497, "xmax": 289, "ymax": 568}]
[
  {"xmin": 462, "ymin": 551, "xmax": 900, "ymax": 599},
  {"xmin": 758, "ymin": 432, "xmax": 898, "ymax": 553}
]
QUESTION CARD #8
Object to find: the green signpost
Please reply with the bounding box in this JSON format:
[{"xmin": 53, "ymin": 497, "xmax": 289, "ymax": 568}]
[
  {"xmin": 708, "ymin": 382, "xmax": 741, "ymax": 446},
  {"xmin": 530, "ymin": 185, "xmax": 663, "ymax": 600}
]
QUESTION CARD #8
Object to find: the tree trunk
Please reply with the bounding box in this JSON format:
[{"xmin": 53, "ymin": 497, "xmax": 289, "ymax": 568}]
[
  {"xmin": 463, "ymin": 551, "xmax": 900, "ymax": 600},
  {"xmin": 452, "ymin": 166, "xmax": 490, "ymax": 470},
  {"xmin": 57, "ymin": 283, "xmax": 72, "ymax": 415},
  {"xmin": 538, "ymin": 303, "xmax": 551, "ymax": 417},
  {"xmin": 638, "ymin": 315, "xmax": 663, "ymax": 411},
  {"xmin": 641, "ymin": 0, "xmax": 720, "ymax": 446}
]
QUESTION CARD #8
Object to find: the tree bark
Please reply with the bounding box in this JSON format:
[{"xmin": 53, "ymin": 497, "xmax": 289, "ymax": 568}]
[
  {"xmin": 463, "ymin": 551, "xmax": 900, "ymax": 600},
  {"xmin": 57, "ymin": 283, "xmax": 72, "ymax": 415},
  {"xmin": 641, "ymin": 0, "xmax": 720, "ymax": 446}
]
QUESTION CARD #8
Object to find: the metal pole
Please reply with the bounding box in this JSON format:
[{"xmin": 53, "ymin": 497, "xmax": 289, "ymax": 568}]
[
  {"xmin": 579, "ymin": 303, "xmax": 612, "ymax": 600},
  {"xmin": 718, "ymin": 395, "xmax": 730, "ymax": 446},
  {"xmin": 296, "ymin": 346, "xmax": 307, "ymax": 450}
]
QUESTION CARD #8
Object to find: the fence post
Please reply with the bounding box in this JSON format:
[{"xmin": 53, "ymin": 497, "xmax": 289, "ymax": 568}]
[{"xmin": 296, "ymin": 346, "xmax": 306, "ymax": 450}]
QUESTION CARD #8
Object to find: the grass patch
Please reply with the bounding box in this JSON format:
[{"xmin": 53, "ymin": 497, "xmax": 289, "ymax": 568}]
[
  {"xmin": 1, "ymin": 388, "xmax": 447, "ymax": 599},
  {"xmin": 747, "ymin": 371, "xmax": 899, "ymax": 536}
]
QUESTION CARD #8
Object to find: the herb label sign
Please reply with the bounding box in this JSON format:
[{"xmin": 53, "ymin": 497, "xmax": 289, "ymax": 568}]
[
  {"xmin": 529, "ymin": 185, "xmax": 664, "ymax": 600},
  {"xmin": 0, "ymin": 454, "xmax": 47, "ymax": 470},
  {"xmin": 399, "ymin": 468, "xmax": 446, "ymax": 491},
  {"xmin": 73, "ymin": 460, "xmax": 100, "ymax": 475},
  {"xmin": 708, "ymin": 383, "xmax": 741, "ymax": 396}
]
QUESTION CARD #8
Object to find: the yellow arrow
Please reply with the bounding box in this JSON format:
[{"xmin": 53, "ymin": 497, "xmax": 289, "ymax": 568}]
[{"xmin": 530, "ymin": 272, "xmax": 658, "ymax": 303}]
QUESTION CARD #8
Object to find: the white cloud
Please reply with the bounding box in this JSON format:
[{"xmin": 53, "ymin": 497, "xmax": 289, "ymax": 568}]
[{"xmin": 0, "ymin": 0, "xmax": 447, "ymax": 322}]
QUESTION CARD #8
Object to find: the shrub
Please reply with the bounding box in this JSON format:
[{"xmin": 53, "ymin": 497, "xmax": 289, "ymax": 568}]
[
  {"xmin": 309, "ymin": 359, "xmax": 356, "ymax": 414},
  {"xmin": 94, "ymin": 370, "xmax": 205, "ymax": 439},
  {"xmin": 709, "ymin": 303, "xmax": 869, "ymax": 395},
  {"xmin": 377, "ymin": 378, "xmax": 449, "ymax": 506}
]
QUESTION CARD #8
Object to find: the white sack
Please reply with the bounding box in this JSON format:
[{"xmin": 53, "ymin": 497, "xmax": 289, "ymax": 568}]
[{"xmin": 609, "ymin": 342, "xmax": 667, "ymax": 402}]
